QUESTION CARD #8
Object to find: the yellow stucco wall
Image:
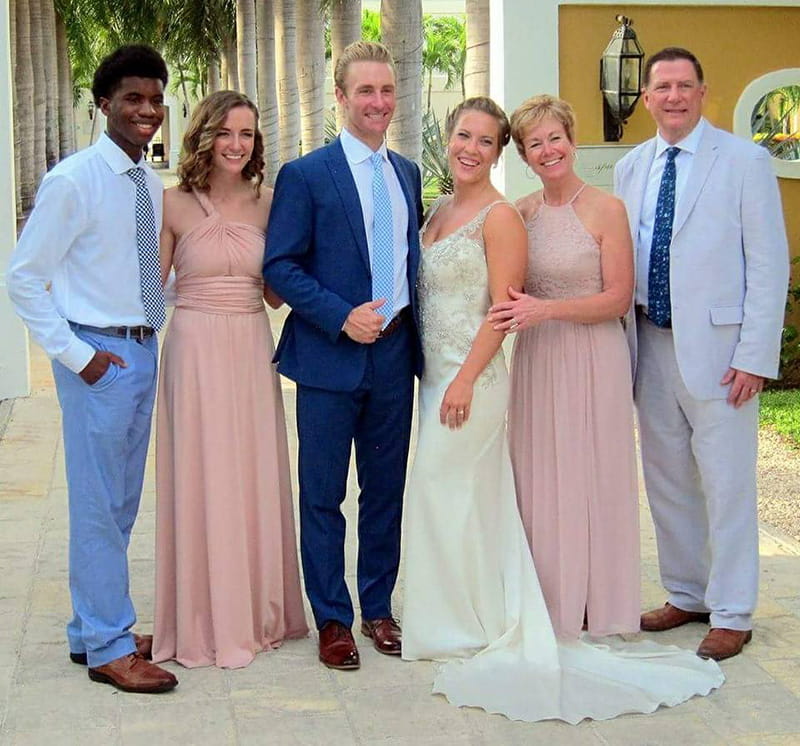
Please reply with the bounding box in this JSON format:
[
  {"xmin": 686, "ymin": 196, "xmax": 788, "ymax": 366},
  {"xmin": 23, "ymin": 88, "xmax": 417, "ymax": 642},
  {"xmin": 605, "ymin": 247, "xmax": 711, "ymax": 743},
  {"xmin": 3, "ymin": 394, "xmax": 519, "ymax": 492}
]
[{"xmin": 559, "ymin": 4, "xmax": 800, "ymax": 276}]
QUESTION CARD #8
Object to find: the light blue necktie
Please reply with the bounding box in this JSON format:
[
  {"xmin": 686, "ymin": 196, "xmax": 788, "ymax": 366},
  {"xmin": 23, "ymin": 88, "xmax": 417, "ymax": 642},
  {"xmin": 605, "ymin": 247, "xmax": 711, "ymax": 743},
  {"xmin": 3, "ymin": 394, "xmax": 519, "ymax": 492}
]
[
  {"xmin": 127, "ymin": 167, "xmax": 166, "ymax": 330},
  {"xmin": 371, "ymin": 150, "xmax": 394, "ymax": 324},
  {"xmin": 647, "ymin": 146, "xmax": 680, "ymax": 328}
]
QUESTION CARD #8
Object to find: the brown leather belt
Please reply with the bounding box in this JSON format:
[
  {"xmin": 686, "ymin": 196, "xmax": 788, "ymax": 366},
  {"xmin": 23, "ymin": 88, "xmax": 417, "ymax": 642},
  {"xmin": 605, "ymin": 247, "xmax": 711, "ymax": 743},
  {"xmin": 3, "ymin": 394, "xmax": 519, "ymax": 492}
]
[{"xmin": 378, "ymin": 306, "xmax": 410, "ymax": 339}]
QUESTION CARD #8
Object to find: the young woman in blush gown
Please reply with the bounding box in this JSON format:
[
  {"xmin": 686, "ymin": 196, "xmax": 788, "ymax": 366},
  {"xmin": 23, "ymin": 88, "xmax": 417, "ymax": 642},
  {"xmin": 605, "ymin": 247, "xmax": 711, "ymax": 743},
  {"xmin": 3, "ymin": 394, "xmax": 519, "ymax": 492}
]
[
  {"xmin": 152, "ymin": 91, "xmax": 308, "ymax": 668},
  {"xmin": 401, "ymin": 96, "xmax": 724, "ymax": 723}
]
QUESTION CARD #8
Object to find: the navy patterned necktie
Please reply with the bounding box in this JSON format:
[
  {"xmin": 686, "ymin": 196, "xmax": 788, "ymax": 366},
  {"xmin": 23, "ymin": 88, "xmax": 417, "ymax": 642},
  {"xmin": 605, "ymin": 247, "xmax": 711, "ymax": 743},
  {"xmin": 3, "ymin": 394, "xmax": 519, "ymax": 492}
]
[
  {"xmin": 371, "ymin": 150, "xmax": 394, "ymax": 325},
  {"xmin": 647, "ymin": 146, "xmax": 680, "ymax": 328},
  {"xmin": 127, "ymin": 167, "xmax": 166, "ymax": 330}
]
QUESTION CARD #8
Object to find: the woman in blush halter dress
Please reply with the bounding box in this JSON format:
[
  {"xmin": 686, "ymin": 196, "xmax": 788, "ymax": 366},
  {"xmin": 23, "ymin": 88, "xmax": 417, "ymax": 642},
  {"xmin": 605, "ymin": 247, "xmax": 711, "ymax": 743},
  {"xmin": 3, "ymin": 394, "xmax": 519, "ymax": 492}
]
[
  {"xmin": 152, "ymin": 91, "xmax": 307, "ymax": 669},
  {"xmin": 490, "ymin": 95, "xmax": 642, "ymax": 639},
  {"xmin": 402, "ymin": 97, "xmax": 723, "ymax": 724}
]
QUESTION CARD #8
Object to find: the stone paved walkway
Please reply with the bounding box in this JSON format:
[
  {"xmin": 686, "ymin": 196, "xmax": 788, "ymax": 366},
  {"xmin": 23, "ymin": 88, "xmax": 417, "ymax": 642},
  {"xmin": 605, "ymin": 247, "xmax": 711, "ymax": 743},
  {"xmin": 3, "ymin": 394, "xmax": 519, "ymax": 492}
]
[{"xmin": 2, "ymin": 342, "xmax": 800, "ymax": 745}]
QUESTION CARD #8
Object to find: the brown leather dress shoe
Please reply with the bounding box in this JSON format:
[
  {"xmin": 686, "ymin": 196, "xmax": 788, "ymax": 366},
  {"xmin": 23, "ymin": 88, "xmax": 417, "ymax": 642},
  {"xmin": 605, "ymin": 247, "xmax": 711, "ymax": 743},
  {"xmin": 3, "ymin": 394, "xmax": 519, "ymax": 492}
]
[
  {"xmin": 88, "ymin": 653, "xmax": 178, "ymax": 693},
  {"xmin": 697, "ymin": 628, "xmax": 753, "ymax": 661},
  {"xmin": 361, "ymin": 617, "xmax": 402, "ymax": 656},
  {"xmin": 640, "ymin": 603, "xmax": 711, "ymax": 632},
  {"xmin": 70, "ymin": 633, "xmax": 154, "ymax": 665},
  {"xmin": 318, "ymin": 621, "xmax": 360, "ymax": 670}
]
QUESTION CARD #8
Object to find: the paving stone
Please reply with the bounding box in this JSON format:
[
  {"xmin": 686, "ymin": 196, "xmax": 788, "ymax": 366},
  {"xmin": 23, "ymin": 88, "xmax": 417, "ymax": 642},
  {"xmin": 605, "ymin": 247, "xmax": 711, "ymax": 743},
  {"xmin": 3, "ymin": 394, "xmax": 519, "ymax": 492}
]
[
  {"xmin": 120, "ymin": 699, "xmax": 236, "ymax": 745},
  {"xmin": 703, "ymin": 682, "xmax": 800, "ymax": 739}
]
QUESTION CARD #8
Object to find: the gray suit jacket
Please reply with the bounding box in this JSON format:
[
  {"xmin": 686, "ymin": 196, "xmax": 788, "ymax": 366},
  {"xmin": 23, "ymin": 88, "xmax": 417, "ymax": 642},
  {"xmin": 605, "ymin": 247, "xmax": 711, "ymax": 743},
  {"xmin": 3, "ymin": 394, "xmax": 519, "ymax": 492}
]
[{"xmin": 614, "ymin": 120, "xmax": 789, "ymax": 400}]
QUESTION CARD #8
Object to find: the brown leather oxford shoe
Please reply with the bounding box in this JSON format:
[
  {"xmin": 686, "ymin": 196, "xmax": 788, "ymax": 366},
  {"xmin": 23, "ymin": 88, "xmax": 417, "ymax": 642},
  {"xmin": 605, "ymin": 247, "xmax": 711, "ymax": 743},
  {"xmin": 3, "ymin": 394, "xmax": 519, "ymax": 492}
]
[
  {"xmin": 88, "ymin": 653, "xmax": 177, "ymax": 693},
  {"xmin": 319, "ymin": 621, "xmax": 360, "ymax": 670},
  {"xmin": 361, "ymin": 617, "xmax": 402, "ymax": 656},
  {"xmin": 697, "ymin": 628, "xmax": 753, "ymax": 661},
  {"xmin": 70, "ymin": 633, "xmax": 154, "ymax": 665},
  {"xmin": 640, "ymin": 603, "xmax": 711, "ymax": 632}
]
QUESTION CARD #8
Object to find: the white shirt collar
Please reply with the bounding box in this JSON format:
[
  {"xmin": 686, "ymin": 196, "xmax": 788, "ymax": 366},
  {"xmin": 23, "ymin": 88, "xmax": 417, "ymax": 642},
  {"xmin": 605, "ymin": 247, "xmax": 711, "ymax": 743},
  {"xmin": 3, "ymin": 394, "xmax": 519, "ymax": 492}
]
[
  {"xmin": 340, "ymin": 127, "xmax": 388, "ymax": 165},
  {"xmin": 655, "ymin": 117, "xmax": 706, "ymax": 158},
  {"xmin": 97, "ymin": 132, "xmax": 144, "ymax": 174}
]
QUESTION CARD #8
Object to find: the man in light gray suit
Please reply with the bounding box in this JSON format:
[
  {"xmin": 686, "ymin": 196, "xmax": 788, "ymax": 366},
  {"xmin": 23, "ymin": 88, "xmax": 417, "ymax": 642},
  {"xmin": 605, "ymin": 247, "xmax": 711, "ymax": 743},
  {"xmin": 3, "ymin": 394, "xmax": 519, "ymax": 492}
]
[{"xmin": 614, "ymin": 47, "xmax": 789, "ymax": 661}]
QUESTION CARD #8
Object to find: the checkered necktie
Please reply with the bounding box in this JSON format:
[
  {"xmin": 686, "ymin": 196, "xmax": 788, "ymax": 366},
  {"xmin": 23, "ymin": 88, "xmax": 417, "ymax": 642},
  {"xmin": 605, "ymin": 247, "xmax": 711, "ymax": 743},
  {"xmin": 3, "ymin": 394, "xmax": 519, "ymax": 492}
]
[
  {"xmin": 127, "ymin": 167, "xmax": 166, "ymax": 330},
  {"xmin": 371, "ymin": 150, "xmax": 394, "ymax": 324},
  {"xmin": 647, "ymin": 146, "xmax": 680, "ymax": 328}
]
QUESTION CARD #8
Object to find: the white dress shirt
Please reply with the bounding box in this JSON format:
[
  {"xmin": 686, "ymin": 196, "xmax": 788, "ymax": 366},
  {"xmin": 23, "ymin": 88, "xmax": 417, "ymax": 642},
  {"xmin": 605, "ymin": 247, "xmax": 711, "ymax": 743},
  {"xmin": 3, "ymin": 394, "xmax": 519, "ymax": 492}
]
[
  {"xmin": 7, "ymin": 133, "xmax": 163, "ymax": 373},
  {"xmin": 636, "ymin": 118, "xmax": 706, "ymax": 308},
  {"xmin": 340, "ymin": 127, "xmax": 410, "ymax": 316}
]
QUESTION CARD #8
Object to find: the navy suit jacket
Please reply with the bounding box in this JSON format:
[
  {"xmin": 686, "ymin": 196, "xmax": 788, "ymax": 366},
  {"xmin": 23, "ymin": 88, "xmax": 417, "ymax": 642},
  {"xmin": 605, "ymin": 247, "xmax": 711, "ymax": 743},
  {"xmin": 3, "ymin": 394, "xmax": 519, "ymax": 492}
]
[{"xmin": 264, "ymin": 137, "xmax": 424, "ymax": 392}]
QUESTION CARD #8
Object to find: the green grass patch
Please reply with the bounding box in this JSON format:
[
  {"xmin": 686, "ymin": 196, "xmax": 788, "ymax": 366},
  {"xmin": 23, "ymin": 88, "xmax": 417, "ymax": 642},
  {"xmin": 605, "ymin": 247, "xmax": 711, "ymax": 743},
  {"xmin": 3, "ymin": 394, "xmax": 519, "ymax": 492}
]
[{"xmin": 760, "ymin": 388, "xmax": 800, "ymax": 447}]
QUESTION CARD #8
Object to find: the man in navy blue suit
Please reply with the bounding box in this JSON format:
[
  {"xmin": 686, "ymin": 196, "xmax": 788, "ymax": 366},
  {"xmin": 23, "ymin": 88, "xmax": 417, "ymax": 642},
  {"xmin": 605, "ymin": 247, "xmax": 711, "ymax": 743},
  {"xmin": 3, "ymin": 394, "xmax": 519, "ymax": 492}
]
[{"xmin": 264, "ymin": 41, "xmax": 423, "ymax": 670}]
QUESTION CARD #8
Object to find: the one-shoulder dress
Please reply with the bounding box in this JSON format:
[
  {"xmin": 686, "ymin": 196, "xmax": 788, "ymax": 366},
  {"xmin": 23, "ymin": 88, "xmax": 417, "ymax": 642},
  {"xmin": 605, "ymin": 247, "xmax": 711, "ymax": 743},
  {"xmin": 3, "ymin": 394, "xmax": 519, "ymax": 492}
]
[
  {"xmin": 402, "ymin": 196, "xmax": 724, "ymax": 723},
  {"xmin": 153, "ymin": 189, "xmax": 308, "ymax": 668}
]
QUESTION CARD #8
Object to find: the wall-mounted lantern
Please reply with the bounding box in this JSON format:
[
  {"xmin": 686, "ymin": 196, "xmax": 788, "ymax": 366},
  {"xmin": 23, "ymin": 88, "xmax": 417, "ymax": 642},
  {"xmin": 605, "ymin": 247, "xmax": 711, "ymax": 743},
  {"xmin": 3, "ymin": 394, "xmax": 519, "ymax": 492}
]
[
  {"xmin": 87, "ymin": 100, "xmax": 95, "ymax": 121},
  {"xmin": 599, "ymin": 15, "xmax": 645, "ymax": 142}
]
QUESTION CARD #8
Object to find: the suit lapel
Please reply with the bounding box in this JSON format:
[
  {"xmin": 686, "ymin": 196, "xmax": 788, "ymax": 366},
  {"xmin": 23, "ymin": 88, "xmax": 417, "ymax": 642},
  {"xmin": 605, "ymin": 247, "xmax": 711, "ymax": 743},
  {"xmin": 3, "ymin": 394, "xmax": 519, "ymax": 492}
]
[
  {"xmin": 626, "ymin": 140, "xmax": 656, "ymax": 242},
  {"xmin": 326, "ymin": 138, "xmax": 371, "ymax": 272},
  {"xmin": 672, "ymin": 123, "xmax": 719, "ymax": 238},
  {"xmin": 387, "ymin": 151, "xmax": 420, "ymax": 284}
]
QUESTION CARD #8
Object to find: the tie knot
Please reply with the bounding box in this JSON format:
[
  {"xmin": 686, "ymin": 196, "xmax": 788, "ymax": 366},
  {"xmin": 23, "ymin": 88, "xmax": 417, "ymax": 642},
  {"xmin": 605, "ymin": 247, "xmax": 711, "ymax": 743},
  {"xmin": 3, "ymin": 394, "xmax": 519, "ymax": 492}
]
[
  {"xmin": 127, "ymin": 167, "xmax": 145, "ymax": 185},
  {"xmin": 371, "ymin": 151, "xmax": 383, "ymax": 169},
  {"xmin": 666, "ymin": 146, "xmax": 680, "ymax": 162}
]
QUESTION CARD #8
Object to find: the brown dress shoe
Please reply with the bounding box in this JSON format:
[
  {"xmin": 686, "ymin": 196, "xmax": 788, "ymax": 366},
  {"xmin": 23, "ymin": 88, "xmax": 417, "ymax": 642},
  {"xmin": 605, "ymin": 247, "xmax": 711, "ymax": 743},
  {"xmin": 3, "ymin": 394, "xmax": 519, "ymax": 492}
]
[
  {"xmin": 88, "ymin": 653, "xmax": 178, "ymax": 693},
  {"xmin": 361, "ymin": 617, "xmax": 402, "ymax": 656},
  {"xmin": 318, "ymin": 621, "xmax": 360, "ymax": 670},
  {"xmin": 697, "ymin": 628, "xmax": 753, "ymax": 661},
  {"xmin": 70, "ymin": 633, "xmax": 154, "ymax": 665},
  {"xmin": 640, "ymin": 603, "xmax": 710, "ymax": 632}
]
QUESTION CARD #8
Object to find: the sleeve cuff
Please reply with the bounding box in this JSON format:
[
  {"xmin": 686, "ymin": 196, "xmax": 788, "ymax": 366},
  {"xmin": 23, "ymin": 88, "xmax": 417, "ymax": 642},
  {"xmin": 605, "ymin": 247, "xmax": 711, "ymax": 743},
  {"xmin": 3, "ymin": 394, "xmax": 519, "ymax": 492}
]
[{"xmin": 56, "ymin": 337, "xmax": 97, "ymax": 374}]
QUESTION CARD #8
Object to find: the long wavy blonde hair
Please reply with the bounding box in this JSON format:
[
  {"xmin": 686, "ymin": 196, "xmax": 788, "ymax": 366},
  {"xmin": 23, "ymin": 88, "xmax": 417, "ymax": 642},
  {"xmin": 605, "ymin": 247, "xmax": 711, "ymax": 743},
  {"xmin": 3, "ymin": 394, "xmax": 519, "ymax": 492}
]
[{"xmin": 177, "ymin": 90, "xmax": 265, "ymax": 193}]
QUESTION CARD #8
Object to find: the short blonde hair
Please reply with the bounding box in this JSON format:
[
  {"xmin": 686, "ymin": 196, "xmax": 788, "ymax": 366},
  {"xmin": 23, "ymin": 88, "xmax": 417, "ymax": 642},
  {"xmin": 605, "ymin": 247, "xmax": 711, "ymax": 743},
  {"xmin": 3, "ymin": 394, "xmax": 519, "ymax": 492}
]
[
  {"xmin": 510, "ymin": 95, "xmax": 577, "ymax": 157},
  {"xmin": 177, "ymin": 90, "xmax": 264, "ymax": 193},
  {"xmin": 445, "ymin": 97, "xmax": 511, "ymax": 154},
  {"xmin": 334, "ymin": 40, "xmax": 395, "ymax": 93}
]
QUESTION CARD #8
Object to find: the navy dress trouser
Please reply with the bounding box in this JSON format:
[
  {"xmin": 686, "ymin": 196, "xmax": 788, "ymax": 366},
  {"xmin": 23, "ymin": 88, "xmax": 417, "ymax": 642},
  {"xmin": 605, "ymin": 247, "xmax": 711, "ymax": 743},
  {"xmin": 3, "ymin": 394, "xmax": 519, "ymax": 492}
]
[{"xmin": 295, "ymin": 321, "xmax": 414, "ymax": 629}]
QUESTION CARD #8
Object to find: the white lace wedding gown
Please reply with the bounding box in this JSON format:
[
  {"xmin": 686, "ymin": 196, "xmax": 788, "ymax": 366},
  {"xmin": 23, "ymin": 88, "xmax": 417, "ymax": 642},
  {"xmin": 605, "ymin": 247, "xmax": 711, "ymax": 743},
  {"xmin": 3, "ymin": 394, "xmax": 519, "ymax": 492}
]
[{"xmin": 401, "ymin": 198, "xmax": 724, "ymax": 723}]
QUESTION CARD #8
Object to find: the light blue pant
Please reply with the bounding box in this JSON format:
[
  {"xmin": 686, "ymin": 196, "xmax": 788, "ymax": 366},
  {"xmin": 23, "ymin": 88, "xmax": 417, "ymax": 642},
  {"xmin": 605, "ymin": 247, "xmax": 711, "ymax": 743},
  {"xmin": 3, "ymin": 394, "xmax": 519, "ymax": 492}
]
[{"xmin": 52, "ymin": 328, "xmax": 158, "ymax": 667}]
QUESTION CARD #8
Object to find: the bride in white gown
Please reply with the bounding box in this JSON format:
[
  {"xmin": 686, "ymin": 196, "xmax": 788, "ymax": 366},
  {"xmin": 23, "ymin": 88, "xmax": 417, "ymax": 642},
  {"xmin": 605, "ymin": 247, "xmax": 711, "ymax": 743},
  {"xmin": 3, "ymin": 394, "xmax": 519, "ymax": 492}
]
[{"xmin": 401, "ymin": 97, "xmax": 724, "ymax": 723}]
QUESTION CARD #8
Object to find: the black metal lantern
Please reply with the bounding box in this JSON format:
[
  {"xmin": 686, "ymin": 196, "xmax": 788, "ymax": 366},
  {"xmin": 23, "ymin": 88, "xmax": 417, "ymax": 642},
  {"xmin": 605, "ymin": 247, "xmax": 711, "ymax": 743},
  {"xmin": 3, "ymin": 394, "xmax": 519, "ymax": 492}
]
[{"xmin": 599, "ymin": 15, "xmax": 645, "ymax": 142}]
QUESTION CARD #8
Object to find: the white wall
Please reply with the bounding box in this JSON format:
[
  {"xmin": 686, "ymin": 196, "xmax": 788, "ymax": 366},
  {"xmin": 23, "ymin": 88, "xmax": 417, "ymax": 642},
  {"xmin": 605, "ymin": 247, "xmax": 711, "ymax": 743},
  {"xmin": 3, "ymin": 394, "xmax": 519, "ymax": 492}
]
[{"xmin": 0, "ymin": 1, "xmax": 31, "ymax": 400}]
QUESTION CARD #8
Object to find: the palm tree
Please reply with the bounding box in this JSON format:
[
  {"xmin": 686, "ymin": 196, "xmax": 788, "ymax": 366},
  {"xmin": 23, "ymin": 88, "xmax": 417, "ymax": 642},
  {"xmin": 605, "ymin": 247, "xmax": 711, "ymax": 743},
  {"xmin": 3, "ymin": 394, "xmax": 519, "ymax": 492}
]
[
  {"xmin": 297, "ymin": 0, "xmax": 325, "ymax": 154},
  {"xmin": 42, "ymin": 0, "xmax": 61, "ymax": 169},
  {"xmin": 464, "ymin": 0, "xmax": 489, "ymax": 98},
  {"xmin": 29, "ymin": 0, "xmax": 48, "ymax": 180},
  {"xmin": 275, "ymin": 0, "xmax": 300, "ymax": 164},
  {"xmin": 10, "ymin": 0, "xmax": 22, "ymax": 216},
  {"xmin": 15, "ymin": 0, "xmax": 37, "ymax": 213},
  {"xmin": 328, "ymin": 0, "xmax": 361, "ymax": 129},
  {"xmin": 256, "ymin": 0, "xmax": 280, "ymax": 182},
  {"xmin": 422, "ymin": 14, "xmax": 465, "ymax": 111},
  {"xmin": 236, "ymin": 0, "xmax": 257, "ymax": 99},
  {"xmin": 55, "ymin": 8, "xmax": 76, "ymax": 157},
  {"xmin": 381, "ymin": 0, "xmax": 423, "ymax": 162}
]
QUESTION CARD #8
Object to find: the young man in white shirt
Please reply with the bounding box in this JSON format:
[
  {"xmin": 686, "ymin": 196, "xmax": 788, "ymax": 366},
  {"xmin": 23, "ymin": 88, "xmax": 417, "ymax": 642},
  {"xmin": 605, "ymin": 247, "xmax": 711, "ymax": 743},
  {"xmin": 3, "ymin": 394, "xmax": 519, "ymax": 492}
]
[{"xmin": 7, "ymin": 45, "xmax": 177, "ymax": 693}]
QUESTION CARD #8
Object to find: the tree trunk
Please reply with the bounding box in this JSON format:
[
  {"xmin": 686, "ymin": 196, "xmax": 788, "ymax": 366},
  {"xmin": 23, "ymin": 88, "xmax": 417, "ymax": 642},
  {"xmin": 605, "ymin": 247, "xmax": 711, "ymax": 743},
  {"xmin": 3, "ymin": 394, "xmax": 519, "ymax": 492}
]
[
  {"xmin": 10, "ymin": 0, "xmax": 22, "ymax": 217},
  {"xmin": 207, "ymin": 59, "xmax": 221, "ymax": 93},
  {"xmin": 465, "ymin": 0, "xmax": 489, "ymax": 98},
  {"xmin": 274, "ymin": 0, "xmax": 300, "ymax": 165},
  {"xmin": 28, "ymin": 0, "xmax": 48, "ymax": 182},
  {"xmin": 41, "ymin": 0, "xmax": 60, "ymax": 168},
  {"xmin": 15, "ymin": 0, "xmax": 37, "ymax": 214},
  {"xmin": 381, "ymin": 0, "xmax": 423, "ymax": 163},
  {"xmin": 222, "ymin": 32, "xmax": 239, "ymax": 90},
  {"xmin": 236, "ymin": 0, "xmax": 258, "ymax": 100},
  {"xmin": 296, "ymin": 0, "xmax": 324, "ymax": 154},
  {"xmin": 330, "ymin": 0, "xmax": 361, "ymax": 130},
  {"xmin": 55, "ymin": 10, "xmax": 75, "ymax": 158},
  {"xmin": 256, "ymin": 0, "xmax": 279, "ymax": 182}
]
